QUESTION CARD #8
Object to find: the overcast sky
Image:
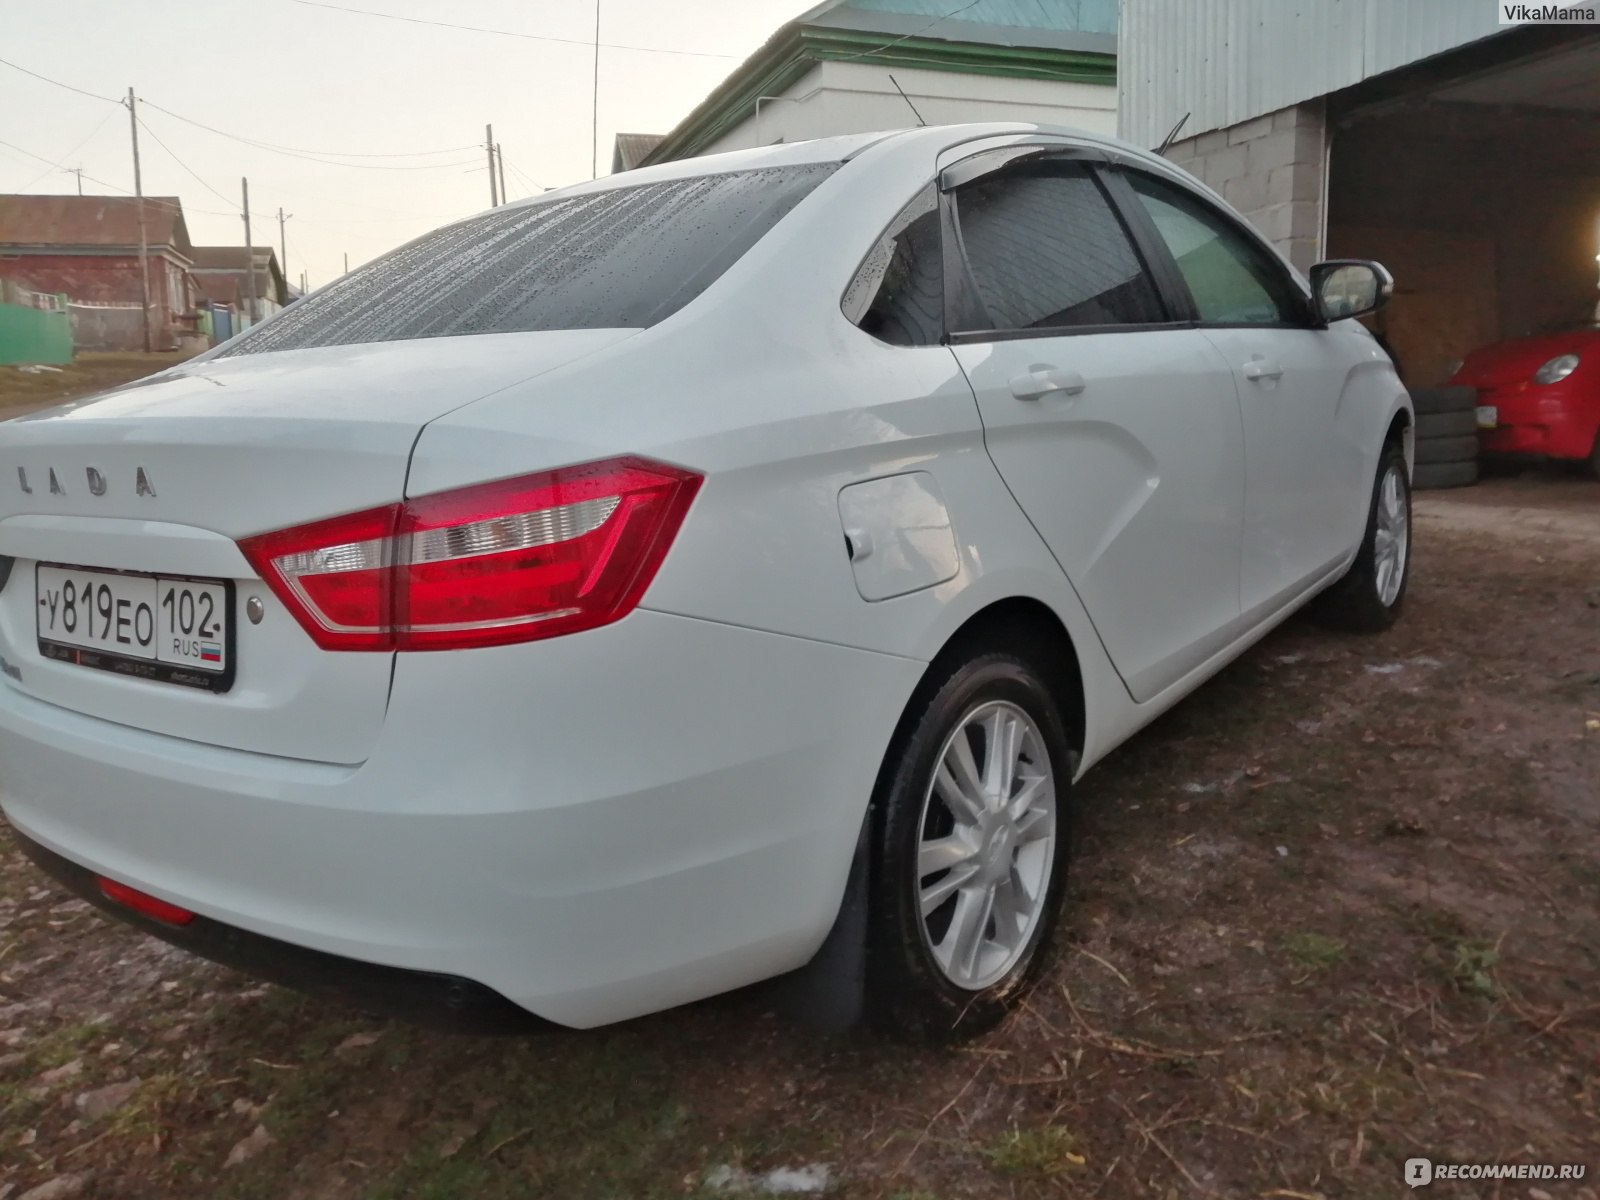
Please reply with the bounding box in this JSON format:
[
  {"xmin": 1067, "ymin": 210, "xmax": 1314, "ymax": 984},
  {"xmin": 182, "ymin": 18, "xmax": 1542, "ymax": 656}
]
[{"xmin": 1, "ymin": 0, "xmax": 811, "ymax": 288}]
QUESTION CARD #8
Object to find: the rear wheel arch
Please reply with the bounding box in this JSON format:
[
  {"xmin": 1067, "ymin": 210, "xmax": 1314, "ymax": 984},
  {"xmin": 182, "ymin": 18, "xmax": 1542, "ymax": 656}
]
[
  {"xmin": 892, "ymin": 597, "xmax": 1086, "ymax": 777},
  {"xmin": 860, "ymin": 596, "xmax": 1083, "ymax": 1037},
  {"xmin": 774, "ymin": 595, "xmax": 1085, "ymax": 1032}
]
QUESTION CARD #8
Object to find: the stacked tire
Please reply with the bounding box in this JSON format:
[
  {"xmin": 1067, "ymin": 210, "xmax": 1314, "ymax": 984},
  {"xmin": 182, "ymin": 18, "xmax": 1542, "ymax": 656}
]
[{"xmin": 1411, "ymin": 386, "xmax": 1479, "ymax": 490}]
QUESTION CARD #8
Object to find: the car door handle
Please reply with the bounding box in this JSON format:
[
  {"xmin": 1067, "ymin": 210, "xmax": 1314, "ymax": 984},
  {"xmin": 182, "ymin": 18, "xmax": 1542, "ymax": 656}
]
[
  {"xmin": 1242, "ymin": 357, "xmax": 1284, "ymax": 382},
  {"xmin": 1010, "ymin": 367, "xmax": 1087, "ymax": 401}
]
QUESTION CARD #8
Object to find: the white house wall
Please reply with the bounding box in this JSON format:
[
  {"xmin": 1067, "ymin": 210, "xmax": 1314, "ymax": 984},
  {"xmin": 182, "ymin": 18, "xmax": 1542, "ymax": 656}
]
[
  {"xmin": 1119, "ymin": 0, "xmax": 1508, "ymax": 148},
  {"xmin": 697, "ymin": 60, "xmax": 1117, "ymax": 157}
]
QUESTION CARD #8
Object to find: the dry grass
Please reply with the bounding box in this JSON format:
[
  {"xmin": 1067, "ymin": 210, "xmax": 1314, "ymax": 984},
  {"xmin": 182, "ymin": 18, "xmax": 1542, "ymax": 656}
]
[{"xmin": 0, "ymin": 352, "xmax": 193, "ymax": 416}]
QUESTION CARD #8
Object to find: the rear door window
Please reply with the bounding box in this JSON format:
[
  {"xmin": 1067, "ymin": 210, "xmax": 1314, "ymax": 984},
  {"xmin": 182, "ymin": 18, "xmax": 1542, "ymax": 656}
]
[
  {"xmin": 952, "ymin": 163, "xmax": 1167, "ymax": 334},
  {"xmin": 223, "ymin": 164, "xmax": 839, "ymax": 355}
]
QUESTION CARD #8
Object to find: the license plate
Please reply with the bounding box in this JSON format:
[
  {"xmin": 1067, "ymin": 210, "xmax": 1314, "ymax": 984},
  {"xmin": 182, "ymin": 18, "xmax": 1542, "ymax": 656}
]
[
  {"xmin": 1476, "ymin": 405, "xmax": 1498, "ymax": 429},
  {"xmin": 36, "ymin": 564, "xmax": 234, "ymax": 693}
]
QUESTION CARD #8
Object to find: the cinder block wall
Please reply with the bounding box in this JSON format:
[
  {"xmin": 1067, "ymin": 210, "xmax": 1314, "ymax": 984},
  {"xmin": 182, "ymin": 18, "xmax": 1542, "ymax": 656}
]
[{"xmin": 1162, "ymin": 102, "xmax": 1327, "ymax": 272}]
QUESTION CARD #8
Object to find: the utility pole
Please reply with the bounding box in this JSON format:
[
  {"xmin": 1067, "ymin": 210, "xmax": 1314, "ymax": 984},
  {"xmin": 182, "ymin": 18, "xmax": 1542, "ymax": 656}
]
[
  {"xmin": 126, "ymin": 87, "xmax": 153, "ymax": 353},
  {"xmin": 592, "ymin": 0, "xmax": 601, "ymax": 178},
  {"xmin": 277, "ymin": 207, "xmax": 293, "ymax": 285},
  {"xmin": 300, "ymin": 269, "xmax": 308, "ymax": 295},
  {"xmin": 496, "ymin": 143, "xmax": 508, "ymax": 204},
  {"xmin": 242, "ymin": 178, "xmax": 260, "ymax": 326},
  {"xmin": 65, "ymin": 167, "xmax": 85, "ymax": 195},
  {"xmin": 343, "ymin": 252, "xmax": 349, "ymax": 276},
  {"xmin": 485, "ymin": 124, "xmax": 498, "ymax": 207}
]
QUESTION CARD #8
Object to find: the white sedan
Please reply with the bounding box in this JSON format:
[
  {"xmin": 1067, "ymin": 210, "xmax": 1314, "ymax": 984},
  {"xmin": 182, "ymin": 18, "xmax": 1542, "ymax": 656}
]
[{"xmin": 0, "ymin": 124, "xmax": 1410, "ymax": 1039}]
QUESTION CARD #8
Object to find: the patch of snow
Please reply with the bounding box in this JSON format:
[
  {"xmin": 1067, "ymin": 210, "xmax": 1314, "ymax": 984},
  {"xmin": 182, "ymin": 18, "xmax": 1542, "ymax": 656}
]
[
  {"xmin": 1365, "ymin": 662, "xmax": 1406, "ymax": 675},
  {"xmin": 223, "ymin": 1124, "xmax": 274, "ymax": 1168},
  {"xmin": 1181, "ymin": 770, "xmax": 1245, "ymax": 795},
  {"xmin": 705, "ymin": 1164, "xmax": 832, "ymax": 1194}
]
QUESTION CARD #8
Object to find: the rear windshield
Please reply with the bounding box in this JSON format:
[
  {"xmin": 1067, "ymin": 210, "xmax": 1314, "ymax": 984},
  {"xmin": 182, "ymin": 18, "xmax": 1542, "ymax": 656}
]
[{"xmin": 222, "ymin": 163, "xmax": 839, "ymax": 356}]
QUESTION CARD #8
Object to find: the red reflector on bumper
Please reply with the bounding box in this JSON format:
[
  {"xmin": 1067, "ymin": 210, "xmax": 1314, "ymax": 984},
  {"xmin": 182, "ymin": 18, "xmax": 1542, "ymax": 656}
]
[{"xmin": 97, "ymin": 877, "xmax": 196, "ymax": 926}]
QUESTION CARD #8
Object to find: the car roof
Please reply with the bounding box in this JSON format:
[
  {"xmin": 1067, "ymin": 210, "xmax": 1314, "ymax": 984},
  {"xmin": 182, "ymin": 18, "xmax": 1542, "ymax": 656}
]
[{"xmin": 501, "ymin": 123, "xmax": 1157, "ymax": 212}]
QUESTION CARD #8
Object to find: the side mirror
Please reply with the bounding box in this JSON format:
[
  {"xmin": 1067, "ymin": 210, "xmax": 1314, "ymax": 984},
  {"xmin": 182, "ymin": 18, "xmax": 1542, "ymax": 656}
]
[{"xmin": 1310, "ymin": 260, "xmax": 1394, "ymax": 323}]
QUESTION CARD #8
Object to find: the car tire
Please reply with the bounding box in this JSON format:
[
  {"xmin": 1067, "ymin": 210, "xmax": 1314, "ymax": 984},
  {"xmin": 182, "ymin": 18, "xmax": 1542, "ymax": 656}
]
[
  {"xmin": 866, "ymin": 649, "xmax": 1072, "ymax": 1041},
  {"xmin": 1413, "ymin": 460, "xmax": 1479, "ymax": 490},
  {"xmin": 1312, "ymin": 443, "xmax": 1412, "ymax": 633},
  {"xmin": 1589, "ymin": 432, "xmax": 1600, "ymax": 481},
  {"xmin": 1415, "ymin": 434, "xmax": 1479, "ymax": 466},
  {"xmin": 1415, "ymin": 408, "xmax": 1478, "ymax": 439},
  {"xmin": 1410, "ymin": 386, "xmax": 1477, "ymax": 417}
]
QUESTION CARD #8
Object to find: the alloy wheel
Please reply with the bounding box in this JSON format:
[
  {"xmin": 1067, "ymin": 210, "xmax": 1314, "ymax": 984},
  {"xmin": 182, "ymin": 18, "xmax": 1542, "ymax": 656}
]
[
  {"xmin": 1372, "ymin": 461, "xmax": 1410, "ymax": 607},
  {"xmin": 915, "ymin": 700, "xmax": 1057, "ymax": 991}
]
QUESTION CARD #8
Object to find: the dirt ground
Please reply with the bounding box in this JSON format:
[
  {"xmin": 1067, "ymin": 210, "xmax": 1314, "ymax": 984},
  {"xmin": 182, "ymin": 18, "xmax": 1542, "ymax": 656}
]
[
  {"xmin": 0, "ymin": 353, "xmax": 195, "ymax": 417},
  {"xmin": 0, "ymin": 461, "xmax": 1596, "ymax": 1197}
]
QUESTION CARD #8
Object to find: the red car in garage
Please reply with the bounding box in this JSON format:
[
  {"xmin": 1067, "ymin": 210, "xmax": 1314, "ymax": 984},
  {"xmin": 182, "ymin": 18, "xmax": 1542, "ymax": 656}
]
[{"xmin": 1450, "ymin": 321, "xmax": 1600, "ymax": 476}]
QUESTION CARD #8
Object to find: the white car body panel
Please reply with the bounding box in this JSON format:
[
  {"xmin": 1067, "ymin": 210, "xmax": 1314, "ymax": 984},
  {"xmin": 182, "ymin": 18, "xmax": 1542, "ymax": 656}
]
[
  {"xmin": 953, "ymin": 329, "xmax": 1247, "ymax": 703},
  {"xmin": 0, "ymin": 122, "xmax": 1410, "ymax": 1028},
  {"xmin": 0, "ymin": 609, "xmax": 921, "ymax": 1027},
  {"xmin": 1206, "ymin": 325, "xmax": 1372, "ymax": 612}
]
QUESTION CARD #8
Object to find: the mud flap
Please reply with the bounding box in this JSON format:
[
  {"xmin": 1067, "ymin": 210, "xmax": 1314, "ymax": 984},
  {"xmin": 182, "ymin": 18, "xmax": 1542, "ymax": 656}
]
[{"xmin": 767, "ymin": 810, "xmax": 871, "ymax": 1032}]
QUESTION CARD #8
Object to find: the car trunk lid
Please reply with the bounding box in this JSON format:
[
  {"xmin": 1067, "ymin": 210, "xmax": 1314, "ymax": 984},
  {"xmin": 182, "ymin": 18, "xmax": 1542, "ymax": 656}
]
[{"xmin": 0, "ymin": 330, "xmax": 636, "ymax": 763}]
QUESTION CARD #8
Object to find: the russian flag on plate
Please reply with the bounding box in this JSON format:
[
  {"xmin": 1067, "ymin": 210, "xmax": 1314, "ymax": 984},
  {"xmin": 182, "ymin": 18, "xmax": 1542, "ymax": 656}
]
[{"xmin": 200, "ymin": 642, "xmax": 222, "ymax": 663}]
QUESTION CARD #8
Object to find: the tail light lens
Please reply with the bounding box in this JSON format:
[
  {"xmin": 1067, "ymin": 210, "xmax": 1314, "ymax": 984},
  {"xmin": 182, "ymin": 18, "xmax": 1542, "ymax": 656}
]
[{"xmin": 239, "ymin": 457, "xmax": 701, "ymax": 651}]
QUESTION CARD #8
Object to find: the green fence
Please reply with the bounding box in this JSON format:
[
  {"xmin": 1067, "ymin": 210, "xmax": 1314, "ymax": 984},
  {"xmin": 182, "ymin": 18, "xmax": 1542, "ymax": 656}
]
[{"xmin": 0, "ymin": 298, "xmax": 73, "ymax": 366}]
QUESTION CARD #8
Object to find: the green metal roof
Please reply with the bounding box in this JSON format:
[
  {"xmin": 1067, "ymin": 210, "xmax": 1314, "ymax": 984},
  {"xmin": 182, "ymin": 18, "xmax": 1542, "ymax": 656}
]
[
  {"xmin": 806, "ymin": 0, "xmax": 1118, "ymax": 37},
  {"xmin": 643, "ymin": 0, "xmax": 1117, "ymax": 167}
]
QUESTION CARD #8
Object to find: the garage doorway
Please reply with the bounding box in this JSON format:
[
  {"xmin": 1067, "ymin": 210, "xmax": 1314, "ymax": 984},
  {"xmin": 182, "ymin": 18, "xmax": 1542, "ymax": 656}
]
[{"xmin": 1324, "ymin": 29, "xmax": 1600, "ymax": 390}]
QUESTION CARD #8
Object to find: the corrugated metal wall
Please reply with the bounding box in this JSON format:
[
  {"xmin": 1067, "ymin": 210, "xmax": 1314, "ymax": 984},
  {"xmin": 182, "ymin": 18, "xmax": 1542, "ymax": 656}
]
[{"xmin": 1119, "ymin": 0, "xmax": 1509, "ymax": 148}]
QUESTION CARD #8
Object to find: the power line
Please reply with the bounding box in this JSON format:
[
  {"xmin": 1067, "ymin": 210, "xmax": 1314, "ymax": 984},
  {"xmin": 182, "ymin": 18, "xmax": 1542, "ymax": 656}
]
[
  {"xmin": 0, "ymin": 55, "xmax": 484, "ymax": 164},
  {"xmin": 15, "ymin": 110, "xmax": 115, "ymax": 191},
  {"xmin": 144, "ymin": 99, "xmax": 482, "ymax": 162},
  {"xmin": 0, "ymin": 54, "xmax": 118, "ymax": 103},
  {"xmin": 286, "ymin": 0, "xmax": 740, "ymax": 58},
  {"xmin": 0, "ymin": 136, "xmax": 130, "ymax": 196},
  {"xmin": 502, "ymin": 157, "xmax": 545, "ymax": 198},
  {"xmin": 136, "ymin": 115, "xmax": 247, "ymax": 212},
  {"xmin": 830, "ymin": 0, "xmax": 987, "ymax": 62},
  {"xmin": 0, "ymin": 135, "xmax": 238, "ymax": 220},
  {"xmin": 139, "ymin": 99, "xmax": 486, "ymax": 170},
  {"xmin": 136, "ymin": 116, "xmax": 468, "ymax": 231}
]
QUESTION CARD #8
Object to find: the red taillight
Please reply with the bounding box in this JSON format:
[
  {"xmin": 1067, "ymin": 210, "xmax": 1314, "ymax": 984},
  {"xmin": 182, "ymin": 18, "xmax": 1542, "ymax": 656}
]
[
  {"xmin": 98, "ymin": 877, "xmax": 196, "ymax": 926},
  {"xmin": 239, "ymin": 456, "xmax": 702, "ymax": 651}
]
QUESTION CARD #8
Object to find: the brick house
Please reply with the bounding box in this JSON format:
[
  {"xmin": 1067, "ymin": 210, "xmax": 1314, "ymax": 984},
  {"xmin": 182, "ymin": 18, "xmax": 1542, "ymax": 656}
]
[
  {"xmin": 0, "ymin": 194, "xmax": 197, "ymax": 351},
  {"xmin": 189, "ymin": 246, "xmax": 288, "ymax": 331}
]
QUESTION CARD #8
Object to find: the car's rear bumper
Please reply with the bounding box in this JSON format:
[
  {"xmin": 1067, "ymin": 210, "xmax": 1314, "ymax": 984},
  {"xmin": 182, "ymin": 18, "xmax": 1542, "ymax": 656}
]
[
  {"xmin": 0, "ymin": 608, "xmax": 921, "ymax": 1028},
  {"xmin": 15, "ymin": 829, "xmax": 545, "ymax": 1033},
  {"xmin": 1474, "ymin": 381, "xmax": 1597, "ymax": 461}
]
